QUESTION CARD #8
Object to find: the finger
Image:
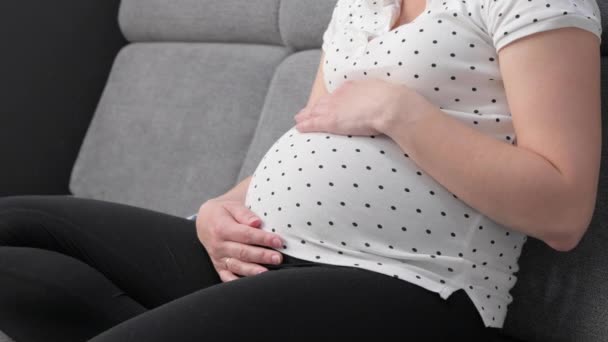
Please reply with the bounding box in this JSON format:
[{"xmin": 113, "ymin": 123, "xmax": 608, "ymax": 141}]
[
  {"xmin": 294, "ymin": 107, "xmax": 313, "ymax": 122},
  {"xmin": 223, "ymin": 241, "xmax": 283, "ymax": 265},
  {"xmin": 225, "ymin": 257, "xmax": 269, "ymax": 277},
  {"xmin": 293, "ymin": 112, "xmax": 306, "ymax": 123},
  {"xmin": 222, "ymin": 201, "xmax": 262, "ymax": 227},
  {"xmin": 217, "ymin": 269, "xmax": 240, "ymax": 282},
  {"xmin": 296, "ymin": 116, "xmax": 321, "ymax": 132},
  {"xmin": 310, "ymin": 104, "xmax": 327, "ymax": 117},
  {"xmin": 217, "ymin": 218, "xmax": 284, "ymax": 249}
]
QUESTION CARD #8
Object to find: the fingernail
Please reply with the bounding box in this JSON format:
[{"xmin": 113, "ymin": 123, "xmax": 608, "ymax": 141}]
[
  {"xmin": 249, "ymin": 217, "xmax": 260, "ymax": 225},
  {"xmin": 272, "ymin": 255, "xmax": 281, "ymax": 264},
  {"xmin": 273, "ymin": 238, "xmax": 282, "ymax": 248},
  {"xmin": 257, "ymin": 269, "xmax": 267, "ymax": 274}
]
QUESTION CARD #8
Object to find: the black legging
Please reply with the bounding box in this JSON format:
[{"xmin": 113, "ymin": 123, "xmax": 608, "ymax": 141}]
[{"xmin": 0, "ymin": 195, "xmax": 501, "ymax": 341}]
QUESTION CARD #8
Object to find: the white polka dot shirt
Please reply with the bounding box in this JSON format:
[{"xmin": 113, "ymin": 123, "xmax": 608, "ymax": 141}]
[{"xmin": 195, "ymin": 0, "xmax": 602, "ymax": 329}]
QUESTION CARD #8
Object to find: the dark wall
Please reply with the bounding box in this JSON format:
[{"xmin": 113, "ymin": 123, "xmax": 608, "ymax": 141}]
[{"xmin": 0, "ymin": 1, "xmax": 127, "ymax": 196}]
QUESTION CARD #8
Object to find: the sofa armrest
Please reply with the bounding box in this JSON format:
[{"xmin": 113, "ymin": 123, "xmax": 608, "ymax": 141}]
[{"xmin": 0, "ymin": 1, "xmax": 127, "ymax": 196}]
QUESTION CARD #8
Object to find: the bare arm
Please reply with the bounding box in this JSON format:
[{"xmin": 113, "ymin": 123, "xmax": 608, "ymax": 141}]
[
  {"xmin": 380, "ymin": 27, "xmax": 601, "ymax": 252},
  {"xmin": 219, "ymin": 51, "xmax": 331, "ymax": 203}
]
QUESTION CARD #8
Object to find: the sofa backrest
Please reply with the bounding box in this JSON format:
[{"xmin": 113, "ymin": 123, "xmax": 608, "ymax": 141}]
[
  {"xmin": 69, "ymin": 1, "xmax": 608, "ymax": 341},
  {"xmin": 70, "ymin": 0, "xmax": 333, "ymax": 217}
]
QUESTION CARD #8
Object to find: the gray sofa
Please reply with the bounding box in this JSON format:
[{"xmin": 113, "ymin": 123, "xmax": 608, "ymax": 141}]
[{"xmin": 1, "ymin": 0, "xmax": 608, "ymax": 341}]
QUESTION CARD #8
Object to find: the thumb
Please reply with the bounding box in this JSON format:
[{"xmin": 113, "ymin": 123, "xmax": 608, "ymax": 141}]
[{"xmin": 296, "ymin": 116, "xmax": 320, "ymax": 132}]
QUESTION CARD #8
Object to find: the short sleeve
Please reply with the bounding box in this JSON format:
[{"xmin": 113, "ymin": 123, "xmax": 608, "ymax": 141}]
[
  {"xmin": 483, "ymin": 0, "xmax": 603, "ymax": 53},
  {"xmin": 321, "ymin": 0, "xmax": 347, "ymax": 53}
]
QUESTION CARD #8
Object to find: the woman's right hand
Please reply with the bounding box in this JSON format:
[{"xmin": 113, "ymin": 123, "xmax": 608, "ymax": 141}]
[{"xmin": 195, "ymin": 198, "xmax": 284, "ymax": 282}]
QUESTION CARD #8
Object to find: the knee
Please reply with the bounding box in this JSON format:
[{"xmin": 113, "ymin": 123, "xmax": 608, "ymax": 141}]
[
  {"xmin": 0, "ymin": 195, "xmax": 38, "ymax": 212},
  {"xmin": 0, "ymin": 195, "xmax": 58, "ymax": 214},
  {"xmin": 0, "ymin": 195, "xmax": 50, "ymax": 246}
]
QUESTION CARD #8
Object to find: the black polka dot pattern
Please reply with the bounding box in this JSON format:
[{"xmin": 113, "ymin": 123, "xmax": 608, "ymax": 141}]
[
  {"xmin": 486, "ymin": 0, "xmax": 602, "ymax": 53},
  {"xmin": 245, "ymin": 124, "xmax": 527, "ymax": 329},
  {"xmin": 242, "ymin": 0, "xmax": 601, "ymax": 330},
  {"xmin": 319, "ymin": 0, "xmax": 602, "ymax": 147}
]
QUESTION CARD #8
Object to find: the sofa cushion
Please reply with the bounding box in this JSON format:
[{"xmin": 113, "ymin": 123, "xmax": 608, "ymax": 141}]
[
  {"xmin": 237, "ymin": 49, "xmax": 321, "ymax": 181},
  {"xmin": 119, "ymin": 0, "xmax": 281, "ymax": 44},
  {"xmin": 0, "ymin": 330, "xmax": 12, "ymax": 342},
  {"xmin": 279, "ymin": 0, "xmax": 339, "ymax": 51},
  {"xmin": 70, "ymin": 43, "xmax": 288, "ymax": 217}
]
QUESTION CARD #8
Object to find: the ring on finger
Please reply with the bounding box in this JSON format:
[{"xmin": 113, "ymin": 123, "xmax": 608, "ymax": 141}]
[{"xmin": 225, "ymin": 257, "xmax": 232, "ymax": 269}]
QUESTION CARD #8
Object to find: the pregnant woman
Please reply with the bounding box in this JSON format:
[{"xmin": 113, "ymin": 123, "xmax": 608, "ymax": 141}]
[{"xmin": 0, "ymin": 0, "xmax": 602, "ymax": 341}]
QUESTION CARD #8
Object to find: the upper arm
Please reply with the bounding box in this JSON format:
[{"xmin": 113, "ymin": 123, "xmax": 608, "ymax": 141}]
[
  {"xmin": 306, "ymin": 51, "xmax": 330, "ymax": 108},
  {"xmin": 497, "ymin": 26, "xmax": 602, "ymax": 248}
]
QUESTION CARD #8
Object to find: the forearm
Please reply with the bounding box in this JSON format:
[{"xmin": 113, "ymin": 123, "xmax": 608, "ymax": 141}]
[
  {"xmin": 379, "ymin": 102, "xmax": 580, "ymax": 251},
  {"xmin": 214, "ymin": 175, "xmax": 253, "ymax": 203}
]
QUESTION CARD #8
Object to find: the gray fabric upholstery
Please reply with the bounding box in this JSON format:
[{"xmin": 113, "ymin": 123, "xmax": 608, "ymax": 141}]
[
  {"xmin": 118, "ymin": 0, "xmax": 282, "ymax": 44},
  {"xmin": 70, "ymin": 43, "xmax": 288, "ymax": 217},
  {"xmin": 279, "ymin": 0, "xmax": 341, "ymax": 51},
  {"xmin": 0, "ymin": 330, "xmax": 12, "ymax": 342},
  {"xmin": 65, "ymin": 0, "xmax": 608, "ymax": 341},
  {"xmin": 236, "ymin": 49, "xmax": 321, "ymax": 181}
]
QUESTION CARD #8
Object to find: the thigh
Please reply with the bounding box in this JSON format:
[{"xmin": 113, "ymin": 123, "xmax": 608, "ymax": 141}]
[
  {"xmin": 0, "ymin": 195, "xmax": 221, "ymax": 308},
  {"xmin": 88, "ymin": 265, "xmax": 498, "ymax": 342},
  {"xmin": 0, "ymin": 246, "xmax": 146, "ymax": 342}
]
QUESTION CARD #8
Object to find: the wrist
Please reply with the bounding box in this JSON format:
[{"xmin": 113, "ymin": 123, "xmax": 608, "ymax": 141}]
[
  {"xmin": 377, "ymin": 85, "xmax": 442, "ymax": 150},
  {"xmin": 375, "ymin": 84, "xmax": 418, "ymax": 137}
]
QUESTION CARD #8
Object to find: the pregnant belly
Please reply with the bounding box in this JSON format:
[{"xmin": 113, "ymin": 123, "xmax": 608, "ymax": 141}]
[{"xmin": 244, "ymin": 125, "xmax": 479, "ymax": 261}]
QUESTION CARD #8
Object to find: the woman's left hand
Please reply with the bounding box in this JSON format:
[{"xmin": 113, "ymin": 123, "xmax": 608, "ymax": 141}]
[{"xmin": 293, "ymin": 78, "xmax": 431, "ymax": 136}]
